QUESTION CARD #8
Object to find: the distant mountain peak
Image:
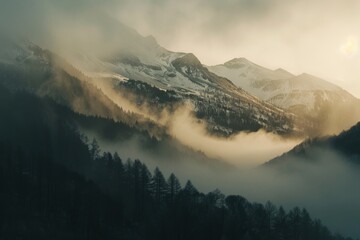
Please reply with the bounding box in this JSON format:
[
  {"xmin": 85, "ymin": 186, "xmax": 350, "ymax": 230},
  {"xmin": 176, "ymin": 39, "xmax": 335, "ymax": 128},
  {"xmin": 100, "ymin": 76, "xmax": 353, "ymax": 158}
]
[
  {"xmin": 226, "ymin": 57, "xmax": 250, "ymax": 63},
  {"xmin": 298, "ymin": 73, "xmax": 316, "ymax": 79},
  {"xmin": 224, "ymin": 57, "xmax": 253, "ymax": 68},
  {"xmin": 294, "ymin": 73, "xmax": 340, "ymax": 89},
  {"xmin": 274, "ymin": 68, "xmax": 294, "ymax": 77},
  {"xmin": 172, "ymin": 53, "xmax": 202, "ymax": 68}
]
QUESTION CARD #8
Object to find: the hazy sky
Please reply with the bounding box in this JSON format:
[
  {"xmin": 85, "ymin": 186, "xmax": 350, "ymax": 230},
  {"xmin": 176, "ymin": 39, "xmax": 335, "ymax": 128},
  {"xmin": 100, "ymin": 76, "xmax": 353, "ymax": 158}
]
[
  {"xmin": 1, "ymin": 0, "xmax": 360, "ymax": 97},
  {"xmin": 114, "ymin": 0, "xmax": 360, "ymax": 97}
]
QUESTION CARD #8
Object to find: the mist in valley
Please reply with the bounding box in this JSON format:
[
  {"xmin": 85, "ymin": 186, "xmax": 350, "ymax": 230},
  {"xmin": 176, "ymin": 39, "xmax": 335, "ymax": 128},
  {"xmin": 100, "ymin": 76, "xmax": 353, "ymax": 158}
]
[
  {"xmin": 88, "ymin": 124, "xmax": 360, "ymax": 237},
  {"xmin": 1, "ymin": 0, "xmax": 360, "ymax": 238},
  {"xmin": 75, "ymin": 86, "xmax": 360, "ymax": 237},
  {"xmin": 76, "ymin": 57, "xmax": 360, "ymax": 238}
]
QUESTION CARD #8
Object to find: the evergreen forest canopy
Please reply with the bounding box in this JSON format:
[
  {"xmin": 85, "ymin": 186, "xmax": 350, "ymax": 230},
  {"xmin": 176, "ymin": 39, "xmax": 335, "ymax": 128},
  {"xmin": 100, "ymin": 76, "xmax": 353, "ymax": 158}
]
[{"xmin": 0, "ymin": 85, "xmax": 356, "ymax": 240}]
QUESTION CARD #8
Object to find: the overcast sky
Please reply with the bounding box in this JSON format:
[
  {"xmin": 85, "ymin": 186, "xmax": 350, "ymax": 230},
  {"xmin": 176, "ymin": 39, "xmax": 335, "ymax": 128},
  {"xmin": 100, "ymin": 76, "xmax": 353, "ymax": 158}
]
[
  {"xmin": 115, "ymin": 0, "xmax": 360, "ymax": 97},
  {"xmin": 1, "ymin": 0, "xmax": 360, "ymax": 97}
]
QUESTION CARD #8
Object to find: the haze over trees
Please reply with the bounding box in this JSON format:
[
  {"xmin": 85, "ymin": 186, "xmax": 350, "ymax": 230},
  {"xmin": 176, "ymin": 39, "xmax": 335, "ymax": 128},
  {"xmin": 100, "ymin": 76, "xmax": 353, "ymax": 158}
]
[
  {"xmin": 0, "ymin": 85, "xmax": 355, "ymax": 240},
  {"xmin": 1, "ymin": 1, "xmax": 360, "ymax": 239}
]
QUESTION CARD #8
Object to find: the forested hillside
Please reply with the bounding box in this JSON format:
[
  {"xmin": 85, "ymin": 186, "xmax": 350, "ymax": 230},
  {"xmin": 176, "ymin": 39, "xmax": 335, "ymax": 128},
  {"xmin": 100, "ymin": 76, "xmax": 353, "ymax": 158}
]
[
  {"xmin": 266, "ymin": 122, "xmax": 360, "ymax": 167},
  {"xmin": 0, "ymin": 85, "xmax": 354, "ymax": 240}
]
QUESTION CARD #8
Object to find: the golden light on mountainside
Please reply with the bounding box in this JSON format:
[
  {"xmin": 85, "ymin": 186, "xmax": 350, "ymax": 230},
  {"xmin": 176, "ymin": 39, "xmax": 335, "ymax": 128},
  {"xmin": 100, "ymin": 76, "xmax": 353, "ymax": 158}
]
[{"xmin": 340, "ymin": 35, "xmax": 359, "ymax": 57}]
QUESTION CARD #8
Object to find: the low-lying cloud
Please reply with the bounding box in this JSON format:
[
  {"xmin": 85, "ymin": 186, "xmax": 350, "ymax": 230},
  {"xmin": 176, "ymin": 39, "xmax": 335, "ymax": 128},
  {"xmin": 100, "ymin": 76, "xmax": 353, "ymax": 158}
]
[
  {"xmin": 2, "ymin": 1, "xmax": 360, "ymax": 237},
  {"xmin": 79, "ymin": 74, "xmax": 359, "ymax": 238},
  {"xmin": 88, "ymin": 76, "xmax": 300, "ymax": 167},
  {"xmin": 168, "ymin": 107, "xmax": 300, "ymax": 166},
  {"xmin": 88, "ymin": 115, "xmax": 360, "ymax": 238},
  {"xmin": 80, "ymin": 82, "xmax": 360, "ymax": 237},
  {"xmin": 224, "ymin": 150, "xmax": 360, "ymax": 238}
]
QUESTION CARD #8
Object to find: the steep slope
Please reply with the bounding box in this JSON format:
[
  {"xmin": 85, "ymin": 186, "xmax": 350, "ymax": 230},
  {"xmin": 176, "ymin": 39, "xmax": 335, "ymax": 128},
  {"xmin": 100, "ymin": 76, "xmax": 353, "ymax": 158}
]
[
  {"xmin": 100, "ymin": 52, "xmax": 297, "ymax": 135},
  {"xmin": 0, "ymin": 40, "xmax": 234, "ymax": 172},
  {"xmin": 265, "ymin": 122, "xmax": 360, "ymax": 167},
  {"xmin": 209, "ymin": 58, "xmax": 295, "ymax": 96},
  {"xmin": 0, "ymin": 84, "xmax": 228, "ymax": 171},
  {"xmin": 65, "ymin": 19, "xmax": 300, "ymax": 136},
  {"xmin": 261, "ymin": 121, "xmax": 360, "ymax": 238},
  {"xmin": 209, "ymin": 58, "xmax": 360, "ymax": 135},
  {"xmin": 0, "ymin": 37, "xmax": 164, "ymax": 137},
  {"xmin": 0, "ymin": 85, "xmax": 350, "ymax": 240}
]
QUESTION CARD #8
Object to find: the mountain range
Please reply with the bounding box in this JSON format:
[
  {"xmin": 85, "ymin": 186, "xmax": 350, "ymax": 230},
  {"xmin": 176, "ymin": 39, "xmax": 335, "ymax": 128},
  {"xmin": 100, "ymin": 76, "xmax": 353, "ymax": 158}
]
[
  {"xmin": 2, "ymin": 15, "xmax": 359, "ymax": 139},
  {"xmin": 64, "ymin": 17, "xmax": 359, "ymax": 138},
  {"xmin": 209, "ymin": 58, "xmax": 360, "ymax": 136},
  {"xmin": 70, "ymin": 25, "xmax": 297, "ymax": 136},
  {"xmin": 1, "ymin": 15, "xmax": 360, "ymax": 239}
]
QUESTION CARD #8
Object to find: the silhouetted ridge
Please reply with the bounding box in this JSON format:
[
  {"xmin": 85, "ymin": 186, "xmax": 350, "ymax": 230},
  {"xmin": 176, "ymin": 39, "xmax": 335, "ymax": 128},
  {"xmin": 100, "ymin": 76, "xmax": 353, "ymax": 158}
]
[{"xmin": 266, "ymin": 121, "xmax": 360, "ymax": 166}]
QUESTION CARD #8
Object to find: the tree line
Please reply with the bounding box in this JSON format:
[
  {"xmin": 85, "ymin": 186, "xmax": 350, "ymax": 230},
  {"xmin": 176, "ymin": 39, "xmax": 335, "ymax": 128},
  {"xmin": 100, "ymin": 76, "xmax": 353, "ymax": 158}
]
[{"xmin": 0, "ymin": 85, "xmax": 356, "ymax": 240}]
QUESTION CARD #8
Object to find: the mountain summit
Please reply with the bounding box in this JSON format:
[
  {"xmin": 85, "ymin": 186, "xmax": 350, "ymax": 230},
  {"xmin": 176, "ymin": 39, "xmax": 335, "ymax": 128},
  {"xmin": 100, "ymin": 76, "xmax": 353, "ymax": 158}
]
[
  {"xmin": 208, "ymin": 58, "xmax": 360, "ymax": 136},
  {"xmin": 63, "ymin": 20, "xmax": 299, "ymax": 137}
]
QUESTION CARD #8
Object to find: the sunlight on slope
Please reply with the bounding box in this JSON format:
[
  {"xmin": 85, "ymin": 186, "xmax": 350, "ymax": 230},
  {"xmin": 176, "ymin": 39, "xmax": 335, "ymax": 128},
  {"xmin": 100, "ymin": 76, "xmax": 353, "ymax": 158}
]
[{"xmin": 169, "ymin": 107, "xmax": 301, "ymax": 167}]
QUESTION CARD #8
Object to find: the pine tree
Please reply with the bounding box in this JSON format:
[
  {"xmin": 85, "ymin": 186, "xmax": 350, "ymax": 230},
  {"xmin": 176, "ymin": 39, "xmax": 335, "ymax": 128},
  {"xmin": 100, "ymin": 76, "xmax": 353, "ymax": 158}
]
[
  {"xmin": 89, "ymin": 138, "xmax": 101, "ymax": 160},
  {"xmin": 264, "ymin": 201, "xmax": 277, "ymax": 233},
  {"xmin": 288, "ymin": 207, "xmax": 302, "ymax": 240},
  {"xmin": 273, "ymin": 206, "xmax": 288, "ymax": 240},
  {"xmin": 123, "ymin": 158, "xmax": 134, "ymax": 193},
  {"xmin": 133, "ymin": 159, "xmax": 142, "ymax": 195},
  {"xmin": 206, "ymin": 189, "xmax": 225, "ymax": 208},
  {"xmin": 138, "ymin": 163, "xmax": 151, "ymax": 216},
  {"xmin": 299, "ymin": 208, "xmax": 312, "ymax": 240},
  {"xmin": 150, "ymin": 167, "xmax": 168, "ymax": 203},
  {"xmin": 167, "ymin": 173, "xmax": 181, "ymax": 203},
  {"xmin": 113, "ymin": 152, "xmax": 124, "ymax": 179},
  {"xmin": 183, "ymin": 180, "xmax": 198, "ymax": 195},
  {"xmin": 183, "ymin": 180, "xmax": 199, "ymax": 204},
  {"xmin": 140, "ymin": 163, "xmax": 151, "ymax": 196}
]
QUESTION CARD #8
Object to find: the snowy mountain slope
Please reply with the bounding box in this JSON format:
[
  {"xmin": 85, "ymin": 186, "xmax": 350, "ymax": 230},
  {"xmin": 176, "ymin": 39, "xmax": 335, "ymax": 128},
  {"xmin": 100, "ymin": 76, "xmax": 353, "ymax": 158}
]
[
  {"xmin": 208, "ymin": 58, "xmax": 351, "ymax": 108},
  {"xmin": 99, "ymin": 52, "xmax": 297, "ymax": 135},
  {"xmin": 57, "ymin": 17, "xmax": 301, "ymax": 135},
  {"xmin": 209, "ymin": 58, "xmax": 360, "ymax": 135},
  {"xmin": 0, "ymin": 37, "xmax": 165, "ymax": 138}
]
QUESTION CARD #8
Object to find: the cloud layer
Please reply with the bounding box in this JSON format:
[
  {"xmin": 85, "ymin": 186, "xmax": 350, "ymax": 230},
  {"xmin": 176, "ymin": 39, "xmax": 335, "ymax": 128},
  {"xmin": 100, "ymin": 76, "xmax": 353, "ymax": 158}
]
[
  {"xmin": 114, "ymin": 0, "xmax": 360, "ymax": 97},
  {"xmin": 1, "ymin": 0, "xmax": 360, "ymax": 97}
]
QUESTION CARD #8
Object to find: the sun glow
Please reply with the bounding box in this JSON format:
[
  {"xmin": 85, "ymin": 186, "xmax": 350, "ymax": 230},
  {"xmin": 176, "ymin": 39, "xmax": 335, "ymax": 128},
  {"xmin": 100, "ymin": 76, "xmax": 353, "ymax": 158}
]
[{"xmin": 340, "ymin": 35, "xmax": 359, "ymax": 57}]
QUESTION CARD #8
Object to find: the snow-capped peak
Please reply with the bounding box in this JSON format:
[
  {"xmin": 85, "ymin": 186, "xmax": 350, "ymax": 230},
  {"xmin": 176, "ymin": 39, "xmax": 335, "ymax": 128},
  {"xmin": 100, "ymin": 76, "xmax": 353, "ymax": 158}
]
[{"xmin": 208, "ymin": 57, "xmax": 359, "ymax": 124}]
